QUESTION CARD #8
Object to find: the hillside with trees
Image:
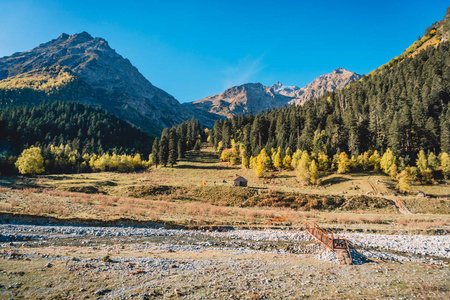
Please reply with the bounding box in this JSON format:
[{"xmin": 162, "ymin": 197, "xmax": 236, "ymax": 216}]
[
  {"xmin": 210, "ymin": 42, "xmax": 449, "ymax": 158},
  {"xmin": 196, "ymin": 41, "xmax": 450, "ymax": 191},
  {"xmin": 0, "ymin": 100, "xmax": 153, "ymax": 174}
]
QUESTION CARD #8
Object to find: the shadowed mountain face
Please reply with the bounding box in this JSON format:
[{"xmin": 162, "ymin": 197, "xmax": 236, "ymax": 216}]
[
  {"xmin": 0, "ymin": 32, "xmax": 192, "ymax": 135},
  {"xmin": 185, "ymin": 68, "xmax": 361, "ymax": 118}
]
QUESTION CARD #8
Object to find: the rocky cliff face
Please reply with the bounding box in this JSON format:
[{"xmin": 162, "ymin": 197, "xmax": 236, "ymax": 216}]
[
  {"xmin": 186, "ymin": 68, "xmax": 361, "ymax": 118},
  {"xmin": 185, "ymin": 83, "xmax": 293, "ymax": 118},
  {"xmin": 286, "ymin": 68, "xmax": 362, "ymax": 105},
  {"xmin": 0, "ymin": 32, "xmax": 191, "ymax": 134}
]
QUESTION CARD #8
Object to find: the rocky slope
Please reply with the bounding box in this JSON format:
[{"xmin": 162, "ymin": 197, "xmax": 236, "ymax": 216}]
[
  {"xmin": 286, "ymin": 68, "xmax": 361, "ymax": 105},
  {"xmin": 0, "ymin": 32, "xmax": 192, "ymax": 135},
  {"xmin": 186, "ymin": 68, "xmax": 361, "ymax": 118}
]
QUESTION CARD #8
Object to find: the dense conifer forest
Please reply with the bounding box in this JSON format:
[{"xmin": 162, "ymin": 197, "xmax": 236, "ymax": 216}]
[
  {"xmin": 210, "ymin": 43, "xmax": 449, "ymax": 162},
  {"xmin": 0, "ymin": 101, "xmax": 153, "ymax": 156},
  {"xmin": 0, "ymin": 101, "xmax": 154, "ymax": 175}
]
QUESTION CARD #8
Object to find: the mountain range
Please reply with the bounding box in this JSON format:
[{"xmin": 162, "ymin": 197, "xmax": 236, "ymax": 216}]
[
  {"xmin": 0, "ymin": 32, "xmax": 364, "ymax": 134},
  {"xmin": 185, "ymin": 68, "xmax": 360, "ymax": 118}
]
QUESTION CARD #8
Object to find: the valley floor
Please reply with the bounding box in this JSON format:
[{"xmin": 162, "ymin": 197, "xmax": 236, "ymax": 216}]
[
  {"xmin": 0, "ymin": 224, "xmax": 449, "ymax": 299},
  {"xmin": 0, "ymin": 148, "xmax": 449, "ymax": 298}
]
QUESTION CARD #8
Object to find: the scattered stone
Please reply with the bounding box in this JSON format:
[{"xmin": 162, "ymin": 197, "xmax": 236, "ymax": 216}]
[
  {"xmin": 128, "ymin": 269, "xmax": 146, "ymax": 276},
  {"xmin": 94, "ymin": 288, "xmax": 111, "ymax": 296}
]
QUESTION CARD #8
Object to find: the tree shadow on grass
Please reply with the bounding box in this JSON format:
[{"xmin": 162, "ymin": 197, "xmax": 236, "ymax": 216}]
[
  {"xmin": 175, "ymin": 165, "xmax": 240, "ymax": 170},
  {"xmin": 182, "ymin": 151, "xmax": 219, "ymax": 164},
  {"xmin": 276, "ymin": 174, "xmax": 295, "ymax": 179},
  {"xmin": 320, "ymin": 176, "xmax": 351, "ymax": 186}
]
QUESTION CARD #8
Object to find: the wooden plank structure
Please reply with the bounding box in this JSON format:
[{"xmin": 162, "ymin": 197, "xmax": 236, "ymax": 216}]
[{"xmin": 303, "ymin": 222, "xmax": 353, "ymax": 264}]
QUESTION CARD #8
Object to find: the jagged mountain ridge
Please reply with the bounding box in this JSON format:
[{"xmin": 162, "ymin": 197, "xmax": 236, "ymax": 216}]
[
  {"xmin": 0, "ymin": 32, "xmax": 193, "ymax": 135},
  {"xmin": 185, "ymin": 68, "xmax": 361, "ymax": 118}
]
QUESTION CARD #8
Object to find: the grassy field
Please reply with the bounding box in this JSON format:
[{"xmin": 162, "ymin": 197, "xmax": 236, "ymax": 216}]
[{"xmin": 0, "ymin": 147, "xmax": 449, "ymax": 233}]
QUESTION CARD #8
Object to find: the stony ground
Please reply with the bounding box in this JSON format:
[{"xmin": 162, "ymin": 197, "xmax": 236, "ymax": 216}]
[{"xmin": 0, "ymin": 223, "xmax": 449, "ymax": 299}]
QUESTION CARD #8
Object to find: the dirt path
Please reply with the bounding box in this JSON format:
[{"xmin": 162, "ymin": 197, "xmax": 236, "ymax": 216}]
[
  {"xmin": 367, "ymin": 175, "xmax": 379, "ymax": 195},
  {"xmin": 392, "ymin": 198, "xmax": 412, "ymax": 214}
]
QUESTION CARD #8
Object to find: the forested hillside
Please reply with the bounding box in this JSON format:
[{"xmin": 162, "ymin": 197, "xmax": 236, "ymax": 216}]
[
  {"xmin": 210, "ymin": 42, "xmax": 449, "ymax": 164},
  {"xmin": 0, "ymin": 66, "xmax": 95, "ymax": 107},
  {"xmin": 0, "ymin": 101, "xmax": 153, "ymax": 157}
]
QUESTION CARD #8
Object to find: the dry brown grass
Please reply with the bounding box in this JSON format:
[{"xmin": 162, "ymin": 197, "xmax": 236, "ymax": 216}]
[{"xmin": 1, "ymin": 148, "xmax": 449, "ymax": 232}]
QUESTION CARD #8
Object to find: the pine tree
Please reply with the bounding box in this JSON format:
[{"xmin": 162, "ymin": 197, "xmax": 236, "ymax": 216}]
[
  {"xmin": 194, "ymin": 139, "xmax": 201, "ymax": 151},
  {"xmin": 151, "ymin": 138, "xmax": 159, "ymax": 168},
  {"xmin": 159, "ymin": 128, "xmax": 169, "ymax": 167},
  {"xmin": 168, "ymin": 129, "xmax": 178, "ymax": 167}
]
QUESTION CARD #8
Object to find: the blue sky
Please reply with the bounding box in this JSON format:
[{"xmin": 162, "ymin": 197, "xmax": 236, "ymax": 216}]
[{"xmin": 0, "ymin": 1, "xmax": 448, "ymax": 102}]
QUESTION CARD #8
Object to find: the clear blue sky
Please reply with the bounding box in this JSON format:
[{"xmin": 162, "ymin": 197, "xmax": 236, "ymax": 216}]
[{"xmin": 0, "ymin": 0, "xmax": 448, "ymax": 102}]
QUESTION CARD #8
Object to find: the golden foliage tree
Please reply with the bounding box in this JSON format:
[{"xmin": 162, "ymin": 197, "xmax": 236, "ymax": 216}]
[
  {"xmin": 296, "ymin": 152, "xmax": 311, "ymax": 185},
  {"xmin": 369, "ymin": 150, "xmax": 381, "ymax": 171},
  {"xmin": 15, "ymin": 146, "xmax": 45, "ymax": 175},
  {"xmin": 273, "ymin": 150, "xmax": 282, "ymax": 169},
  {"xmin": 440, "ymin": 152, "xmax": 450, "ymax": 179},
  {"xmin": 380, "ymin": 148, "xmax": 396, "ymax": 175},
  {"xmin": 317, "ymin": 152, "xmax": 330, "ymax": 171},
  {"xmin": 309, "ymin": 160, "xmax": 319, "ymax": 185},
  {"xmin": 396, "ymin": 168, "xmax": 412, "ymax": 193},
  {"xmin": 337, "ymin": 152, "xmax": 350, "ymax": 174},
  {"xmin": 282, "ymin": 155, "xmax": 292, "ymax": 169}
]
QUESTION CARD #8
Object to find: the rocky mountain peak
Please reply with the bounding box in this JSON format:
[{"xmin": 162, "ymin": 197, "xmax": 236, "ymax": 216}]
[{"xmin": 0, "ymin": 32, "xmax": 192, "ymax": 134}]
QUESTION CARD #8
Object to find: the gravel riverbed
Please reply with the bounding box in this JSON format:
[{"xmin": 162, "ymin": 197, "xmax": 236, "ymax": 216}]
[
  {"xmin": 1, "ymin": 224, "xmax": 449, "ymax": 264},
  {"xmin": 1, "ymin": 223, "xmax": 449, "ymax": 299}
]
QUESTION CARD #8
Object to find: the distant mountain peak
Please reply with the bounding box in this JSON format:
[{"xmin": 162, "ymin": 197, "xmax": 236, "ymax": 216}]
[
  {"xmin": 58, "ymin": 33, "xmax": 70, "ymax": 40},
  {"xmin": 54, "ymin": 32, "xmax": 95, "ymax": 45},
  {"xmin": 186, "ymin": 68, "xmax": 361, "ymax": 118}
]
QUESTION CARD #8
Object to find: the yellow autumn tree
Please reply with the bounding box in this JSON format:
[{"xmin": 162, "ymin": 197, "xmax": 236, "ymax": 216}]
[
  {"xmin": 296, "ymin": 152, "xmax": 311, "ymax": 185},
  {"xmin": 15, "ymin": 146, "xmax": 45, "ymax": 175},
  {"xmin": 380, "ymin": 148, "xmax": 396, "ymax": 175},
  {"xmin": 309, "ymin": 160, "xmax": 319, "ymax": 185},
  {"xmin": 282, "ymin": 155, "xmax": 292, "ymax": 169},
  {"xmin": 396, "ymin": 167, "xmax": 412, "ymax": 193},
  {"xmin": 369, "ymin": 150, "xmax": 381, "ymax": 171},
  {"xmin": 440, "ymin": 152, "xmax": 450, "ymax": 179},
  {"xmin": 337, "ymin": 152, "xmax": 350, "ymax": 174},
  {"xmin": 273, "ymin": 150, "xmax": 282, "ymax": 169}
]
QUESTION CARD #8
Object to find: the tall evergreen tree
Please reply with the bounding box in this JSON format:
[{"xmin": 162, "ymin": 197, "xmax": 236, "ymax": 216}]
[
  {"xmin": 151, "ymin": 138, "xmax": 160, "ymax": 168},
  {"xmin": 159, "ymin": 128, "xmax": 169, "ymax": 167},
  {"xmin": 168, "ymin": 128, "xmax": 178, "ymax": 167}
]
